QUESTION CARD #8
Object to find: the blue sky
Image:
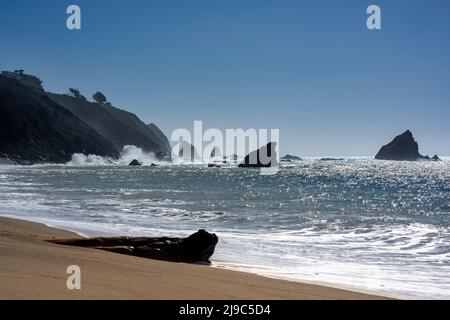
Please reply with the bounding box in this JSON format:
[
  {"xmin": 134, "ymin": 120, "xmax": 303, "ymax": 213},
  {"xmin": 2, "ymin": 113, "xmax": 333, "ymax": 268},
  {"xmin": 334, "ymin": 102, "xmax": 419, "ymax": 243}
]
[{"xmin": 1, "ymin": 0, "xmax": 449, "ymax": 156}]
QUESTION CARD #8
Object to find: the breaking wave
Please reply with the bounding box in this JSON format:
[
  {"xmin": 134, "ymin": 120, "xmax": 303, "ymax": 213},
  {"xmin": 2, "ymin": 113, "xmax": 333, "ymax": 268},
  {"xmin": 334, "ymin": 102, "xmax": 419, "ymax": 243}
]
[
  {"xmin": 67, "ymin": 145, "xmax": 240, "ymax": 166},
  {"xmin": 68, "ymin": 145, "xmax": 160, "ymax": 166},
  {"xmin": 1, "ymin": 159, "xmax": 450, "ymax": 298}
]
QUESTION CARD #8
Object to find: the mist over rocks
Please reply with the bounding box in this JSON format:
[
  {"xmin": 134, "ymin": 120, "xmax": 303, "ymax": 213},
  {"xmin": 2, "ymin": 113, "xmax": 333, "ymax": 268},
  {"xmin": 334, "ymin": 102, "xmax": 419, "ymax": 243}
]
[
  {"xmin": 375, "ymin": 130, "xmax": 440, "ymax": 161},
  {"xmin": 0, "ymin": 70, "xmax": 172, "ymax": 164}
]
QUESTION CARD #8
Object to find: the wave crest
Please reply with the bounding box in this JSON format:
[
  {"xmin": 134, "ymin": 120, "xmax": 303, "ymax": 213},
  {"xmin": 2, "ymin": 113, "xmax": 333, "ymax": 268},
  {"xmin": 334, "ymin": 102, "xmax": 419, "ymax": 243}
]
[{"xmin": 68, "ymin": 145, "xmax": 159, "ymax": 166}]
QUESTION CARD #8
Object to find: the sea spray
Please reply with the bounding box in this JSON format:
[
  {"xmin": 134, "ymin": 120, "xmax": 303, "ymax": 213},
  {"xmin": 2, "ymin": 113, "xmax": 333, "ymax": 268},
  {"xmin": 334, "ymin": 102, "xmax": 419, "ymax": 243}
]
[
  {"xmin": 118, "ymin": 145, "xmax": 159, "ymax": 165},
  {"xmin": 68, "ymin": 145, "xmax": 160, "ymax": 166}
]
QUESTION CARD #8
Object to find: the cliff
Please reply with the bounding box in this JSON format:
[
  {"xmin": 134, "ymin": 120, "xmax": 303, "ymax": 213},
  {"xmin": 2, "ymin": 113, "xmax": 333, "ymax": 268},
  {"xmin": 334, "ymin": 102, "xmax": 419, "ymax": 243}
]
[
  {"xmin": 50, "ymin": 94, "xmax": 171, "ymax": 160},
  {"xmin": 0, "ymin": 75, "xmax": 118, "ymax": 164},
  {"xmin": 0, "ymin": 70, "xmax": 172, "ymax": 163}
]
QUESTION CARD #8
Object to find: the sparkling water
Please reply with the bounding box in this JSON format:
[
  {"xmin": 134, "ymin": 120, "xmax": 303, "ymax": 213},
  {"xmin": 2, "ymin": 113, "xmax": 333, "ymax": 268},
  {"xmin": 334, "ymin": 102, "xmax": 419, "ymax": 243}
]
[{"xmin": 1, "ymin": 157, "xmax": 449, "ymax": 299}]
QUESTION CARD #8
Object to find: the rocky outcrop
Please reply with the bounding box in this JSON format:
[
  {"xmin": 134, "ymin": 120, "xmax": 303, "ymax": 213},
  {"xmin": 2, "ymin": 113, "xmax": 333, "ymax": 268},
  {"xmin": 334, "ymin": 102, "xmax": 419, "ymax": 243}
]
[
  {"xmin": 0, "ymin": 74, "xmax": 119, "ymax": 164},
  {"xmin": 320, "ymin": 158, "xmax": 344, "ymax": 161},
  {"xmin": 1, "ymin": 71, "xmax": 43, "ymax": 91},
  {"xmin": 0, "ymin": 70, "xmax": 172, "ymax": 163},
  {"xmin": 146, "ymin": 123, "xmax": 172, "ymax": 161},
  {"xmin": 281, "ymin": 154, "xmax": 302, "ymax": 161},
  {"xmin": 238, "ymin": 142, "xmax": 278, "ymax": 168},
  {"xmin": 222, "ymin": 154, "xmax": 238, "ymax": 164},
  {"xmin": 129, "ymin": 159, "xmax": 142, "ymax": 166},
  {"xmin": 177, "ymin": 141, "xmax": 200, "ymax": 162},
  {"xmin": 432, "ymin": 155, "xmax": 442, "ymax": 162},
  {"xmin": 50, "ymin": 229, "xmax": 218, "ymax": 263},
  {"xmin": 210, "ymin": 147, "xmax": 221, "ymax": 158},
  {"xmin": 50, "ymin": 93, "xmax": 172, "ymax": 161},
  {"xmin": 375, "ymin": 130, "xmax": 438, "ymax": 161}
]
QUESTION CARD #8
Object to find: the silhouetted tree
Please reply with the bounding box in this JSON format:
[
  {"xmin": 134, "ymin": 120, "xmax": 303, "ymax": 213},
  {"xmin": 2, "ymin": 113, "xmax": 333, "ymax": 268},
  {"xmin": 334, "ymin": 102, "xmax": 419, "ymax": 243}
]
[
  {"xmin": 68, "ymin": 88, "xmax": 86, "ymax": 100},
  {"xmin": 93, "ymin": 91, "xmax": 107, "ymax": 104}
]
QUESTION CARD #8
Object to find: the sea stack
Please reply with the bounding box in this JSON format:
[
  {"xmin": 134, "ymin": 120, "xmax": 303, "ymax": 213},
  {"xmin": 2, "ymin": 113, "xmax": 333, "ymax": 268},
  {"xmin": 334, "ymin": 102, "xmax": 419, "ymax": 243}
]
[
  {"xmin": 238, "ymin": 142, "xmax": 278, "ymax": 168},
  {"xmin": 281, "ymin": 154, "xmax": 302, "ymax": 161},
  {"xmin": 375, "ymin": 130, "xmax": 437, "ymax": 161},
  {"xmin": 178, "ymin": 141, "xmax": 200, "ymax": 162},
  {"xmin": 129, "ymin": 159, "xmax": 142, "ymax": 166},
  {"xmin": 210, "ymin": 147, "xmax": 221, "ymax": 158},
  {"xmin": 432, "ymin": 155, "xmax": 442, "ymax": 162}
]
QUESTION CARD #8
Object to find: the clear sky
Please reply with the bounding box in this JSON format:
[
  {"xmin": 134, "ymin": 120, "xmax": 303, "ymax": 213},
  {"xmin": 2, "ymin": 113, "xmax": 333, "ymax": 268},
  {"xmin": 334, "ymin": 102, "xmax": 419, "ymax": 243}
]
[{"xmin": 1, "ymin": 0, "xmax": 449, "ymax": 156}]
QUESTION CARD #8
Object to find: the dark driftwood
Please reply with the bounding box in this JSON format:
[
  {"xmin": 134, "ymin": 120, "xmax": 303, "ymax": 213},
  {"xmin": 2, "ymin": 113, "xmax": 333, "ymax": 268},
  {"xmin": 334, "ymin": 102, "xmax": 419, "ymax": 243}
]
[{"xmin": 50, "ymin": 229, "xmax": 218, "ymax": 263}]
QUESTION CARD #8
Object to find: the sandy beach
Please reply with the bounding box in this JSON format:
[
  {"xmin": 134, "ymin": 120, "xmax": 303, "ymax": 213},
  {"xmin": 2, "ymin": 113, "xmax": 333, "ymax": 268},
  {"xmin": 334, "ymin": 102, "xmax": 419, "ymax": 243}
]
[{"xmin": 0, "ymin": 216, "xmax": 389, "ymax": 300}]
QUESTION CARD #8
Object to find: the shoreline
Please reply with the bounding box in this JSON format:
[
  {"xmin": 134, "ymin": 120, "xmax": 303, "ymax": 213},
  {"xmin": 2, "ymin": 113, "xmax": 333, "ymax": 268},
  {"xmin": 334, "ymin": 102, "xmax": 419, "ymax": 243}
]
[
  {"xmin": 0, "ymin": 213, "xmax": 402, "ymax": 299},
  {"xmin": 211, "ymin": 263, "xmax": 402, "ymax": 300},
  {"xmin": 0, "ymin": 216, "xmax": 390, "ymax": 300}
]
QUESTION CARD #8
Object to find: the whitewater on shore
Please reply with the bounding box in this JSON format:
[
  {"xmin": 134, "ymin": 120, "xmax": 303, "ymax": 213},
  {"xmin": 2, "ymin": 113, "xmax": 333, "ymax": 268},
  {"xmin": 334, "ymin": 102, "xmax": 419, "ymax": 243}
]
[{"xmin": 0, "ymin": 147, "xmax": 449, "ymax": 299}]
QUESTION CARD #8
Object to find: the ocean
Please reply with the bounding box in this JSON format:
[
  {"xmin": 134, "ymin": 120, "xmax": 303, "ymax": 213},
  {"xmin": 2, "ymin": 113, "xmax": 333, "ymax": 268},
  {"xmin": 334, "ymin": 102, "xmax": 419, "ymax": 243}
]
[{"xmin": 1, "ymin": 152, "xmax": 449, "ymax": 299}]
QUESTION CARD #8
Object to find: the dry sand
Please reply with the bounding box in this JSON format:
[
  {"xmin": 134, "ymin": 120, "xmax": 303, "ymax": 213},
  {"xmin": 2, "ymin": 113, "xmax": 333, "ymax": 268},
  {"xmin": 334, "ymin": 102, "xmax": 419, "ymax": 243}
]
[{"xmin": 0, "ymin": 216, "xmax": 388, "ymax": 300}]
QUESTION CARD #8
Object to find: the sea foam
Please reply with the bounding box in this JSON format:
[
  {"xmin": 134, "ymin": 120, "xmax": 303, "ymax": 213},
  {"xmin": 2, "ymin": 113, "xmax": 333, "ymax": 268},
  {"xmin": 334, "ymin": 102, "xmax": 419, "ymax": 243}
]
[{"xmin": 69, "ymin": 145, "xmax": 160, "ymax": 166}]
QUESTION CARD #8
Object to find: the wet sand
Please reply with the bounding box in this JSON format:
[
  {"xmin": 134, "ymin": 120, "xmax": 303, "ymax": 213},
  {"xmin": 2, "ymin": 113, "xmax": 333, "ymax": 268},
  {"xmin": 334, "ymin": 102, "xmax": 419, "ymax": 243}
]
[{"xmin": 0, "ymin": 216, "xmax": 388, "ymax": 300}]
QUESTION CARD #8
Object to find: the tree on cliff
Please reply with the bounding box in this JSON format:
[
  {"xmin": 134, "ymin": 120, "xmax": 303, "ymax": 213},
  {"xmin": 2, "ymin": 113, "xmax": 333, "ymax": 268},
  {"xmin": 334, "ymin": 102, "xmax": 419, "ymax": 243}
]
[
  {"xmin": 68, "ymin": 88, "xmax": 86, "ymax": 100},
  {"xmin": 93, "ymin": 91, "xmax": 107, "ymax": 104}
]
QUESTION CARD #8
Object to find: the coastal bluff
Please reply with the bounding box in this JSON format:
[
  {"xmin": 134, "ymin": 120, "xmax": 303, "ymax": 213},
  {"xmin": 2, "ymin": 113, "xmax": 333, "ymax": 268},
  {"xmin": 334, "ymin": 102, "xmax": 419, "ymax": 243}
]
[{"xmin": 0, "ymin": 70, "xmax": 171, "ymax": 164}]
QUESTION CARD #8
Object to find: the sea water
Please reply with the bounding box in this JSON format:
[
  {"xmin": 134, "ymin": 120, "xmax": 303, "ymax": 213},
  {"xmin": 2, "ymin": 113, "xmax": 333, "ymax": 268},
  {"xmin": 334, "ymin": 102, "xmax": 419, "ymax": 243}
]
[{"xmin": 1, "ymin": 155, "xmax": 449, "ymax": 299}]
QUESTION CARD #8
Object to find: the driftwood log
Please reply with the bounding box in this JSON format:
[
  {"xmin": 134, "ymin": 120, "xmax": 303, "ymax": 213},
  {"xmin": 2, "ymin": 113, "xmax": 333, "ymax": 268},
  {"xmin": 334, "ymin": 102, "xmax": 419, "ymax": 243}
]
[{"xmin": 50, "ymin": 229, "xmax": 218, "ymax": 263}]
